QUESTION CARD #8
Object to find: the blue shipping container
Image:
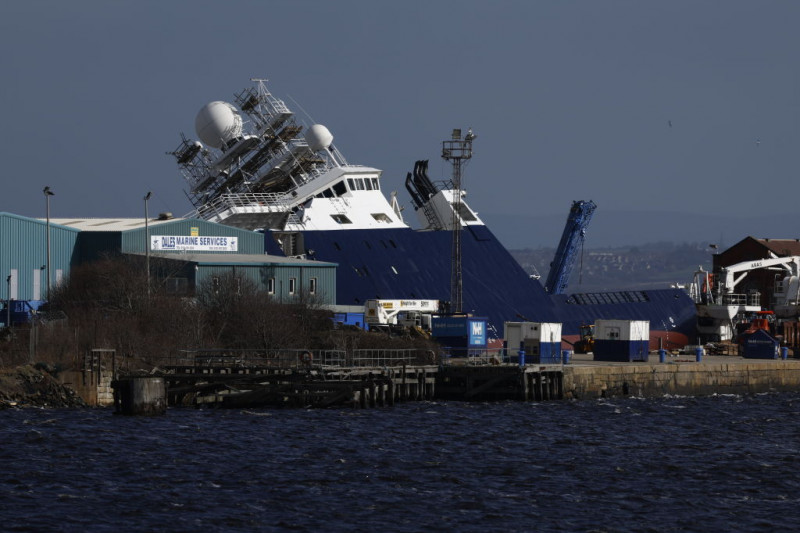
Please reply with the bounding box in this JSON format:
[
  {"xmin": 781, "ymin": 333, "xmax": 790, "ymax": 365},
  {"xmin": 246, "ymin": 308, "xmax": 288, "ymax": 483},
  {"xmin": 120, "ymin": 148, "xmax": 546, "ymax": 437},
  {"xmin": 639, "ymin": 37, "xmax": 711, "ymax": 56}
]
[
  {"xmin": 333, "ymin": 312, "xmax": 368, "ymax": 330},
  {"xmin": 432, "ymin": 316, "xmax": 488, "ymax": 349},
  {"xmin": 742, "ymin": 329, "xmax": 779, "ymax": 359}
]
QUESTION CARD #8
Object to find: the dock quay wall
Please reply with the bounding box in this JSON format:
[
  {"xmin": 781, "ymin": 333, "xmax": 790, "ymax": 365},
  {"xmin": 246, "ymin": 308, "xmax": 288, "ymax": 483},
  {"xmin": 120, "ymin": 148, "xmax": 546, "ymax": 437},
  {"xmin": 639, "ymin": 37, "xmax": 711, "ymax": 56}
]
[{"xmin": 563, "ymin": 360, "xmax": 800, "ymax": 399}]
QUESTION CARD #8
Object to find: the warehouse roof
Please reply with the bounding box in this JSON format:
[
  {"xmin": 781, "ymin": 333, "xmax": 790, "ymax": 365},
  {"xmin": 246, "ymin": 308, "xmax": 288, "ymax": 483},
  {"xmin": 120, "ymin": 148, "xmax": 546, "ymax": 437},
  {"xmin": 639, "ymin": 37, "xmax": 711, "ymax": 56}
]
[{"xmin": 45, "ymin": 217, "xmax": 190, "ymax": 231}]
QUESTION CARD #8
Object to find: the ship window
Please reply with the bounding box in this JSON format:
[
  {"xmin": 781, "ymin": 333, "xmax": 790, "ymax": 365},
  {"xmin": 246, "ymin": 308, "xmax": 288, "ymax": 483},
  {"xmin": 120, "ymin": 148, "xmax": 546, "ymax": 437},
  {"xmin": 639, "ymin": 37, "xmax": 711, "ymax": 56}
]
[
  {"xmin": 371, "ymin": 178, "xmax": 379, "ymax": 189},
  {"xmin": 331, "ymin": 214, "xmax": 352, "ymax": 224},
  {"xmin": 332, "ymin": 181, "xmax": 346, "ymax": 196},
  {"xmin": 309, "ymin": 277, "xmax": 317, "ymax": 295},
  {"xmin": 389, "ymin": 240, "xmax": 397, "ymax": 248},
  {"xmin": 356, "ymin": 179, "xmax": 365, "ymax": 190},
  {"xmin": 371, "ymin": 213, "xmax": 392, "ymax": 223},
  {"xmin": 364, "ymin": 179, "xmax": 373, "ymax": 190},
  {"xmin": 347, "ymin": 178, "xmax": 355, "ymax": 190},
  {"xmin": 567, "ymin": 291, "xmax": 650, "ymax": 305},
  {"xmin": 268, "ymin": 278, "xmax": 275, "ymax": 295},
  {"xmin": 381, "ymin": 240, "xmax": 387, "ymax": 248},
  {"xmin": 289, "ymin": 277, "xmax": 296, "ymax": 295},
  {"xmin": 453, "ymin": 202, "xmax": 477, "ymax": 222},
  {"xmin": 364, "ymin": 241, "xmax": 372, "ymax": 250},
  {"xmin": 334, "ymin": 242, "xmax": 341, "ymax": 250},
  {"xmin": 322, "ymin": 188, "xmax": 334, "ymax": 198},
  {"xmin": 391, "ymin": 266, "xmax": 398, "ymax": 275}
]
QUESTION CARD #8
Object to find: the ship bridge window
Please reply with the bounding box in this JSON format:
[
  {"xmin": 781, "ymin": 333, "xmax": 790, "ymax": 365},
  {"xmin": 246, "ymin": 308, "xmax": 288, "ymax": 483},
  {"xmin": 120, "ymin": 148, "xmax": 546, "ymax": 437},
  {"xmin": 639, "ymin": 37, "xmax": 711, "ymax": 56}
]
[
  {"xmin": 364, "ymin": 179, "xmax": 373, "ymax": 191},
  {"xmin": 371, "ymin": 178, "xmax": 379, "ymax": 189},
  {"xmin": 371, "ymin": 213, "xmax": 392, "ymax": 223},
  {"xmin": 322, "ymin": 188, "xmax": 334, "ymax": 198},
  {"xmin": 331, "ymin": 214, "xmax": 352, "ymax": 224},
  {"xmin": 453, "ymin": 202, "xmax": 477, "ymax": 222},
  {"xmin": 332, "ymin": 181, "xmax": 346, "ymax": 196},
  {"xmin": 347, "ymin": 178, "xmax": 367, "ymax": 191}
]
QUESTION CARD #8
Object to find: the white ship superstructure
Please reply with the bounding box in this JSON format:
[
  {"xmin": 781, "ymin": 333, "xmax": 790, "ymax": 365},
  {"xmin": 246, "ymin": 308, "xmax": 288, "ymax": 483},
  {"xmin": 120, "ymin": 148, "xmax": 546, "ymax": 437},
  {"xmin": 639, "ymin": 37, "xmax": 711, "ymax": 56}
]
[{"xmin": 170, "ymin": 79, "xmax": 480, "ymax": 244}]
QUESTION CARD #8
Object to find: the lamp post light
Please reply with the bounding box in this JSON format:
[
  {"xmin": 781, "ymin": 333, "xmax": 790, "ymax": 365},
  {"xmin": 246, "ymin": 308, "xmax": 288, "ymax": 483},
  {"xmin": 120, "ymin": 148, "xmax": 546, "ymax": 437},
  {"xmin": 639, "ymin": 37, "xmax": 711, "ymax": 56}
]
[
  {"xmin": 144, "ymin": 192, "xmax": 152, "ymax": 296},
  {"xmin": 43, "ymin": 186, "xmax": 55, "ymax": 301}
]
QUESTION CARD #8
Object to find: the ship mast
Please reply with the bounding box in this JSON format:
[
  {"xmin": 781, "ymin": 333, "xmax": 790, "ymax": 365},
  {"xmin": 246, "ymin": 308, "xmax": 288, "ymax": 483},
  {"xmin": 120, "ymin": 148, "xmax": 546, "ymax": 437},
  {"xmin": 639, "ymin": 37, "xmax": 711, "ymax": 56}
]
[{"xmin": 442, "ymin": 128, "xmax": 476, "ymax": 314}]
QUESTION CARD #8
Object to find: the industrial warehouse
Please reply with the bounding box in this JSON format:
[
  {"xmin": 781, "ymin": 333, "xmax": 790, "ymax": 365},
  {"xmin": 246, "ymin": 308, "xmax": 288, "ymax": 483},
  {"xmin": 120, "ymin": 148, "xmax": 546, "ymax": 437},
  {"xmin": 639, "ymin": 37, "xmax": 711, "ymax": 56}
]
[{"xmin": 0, "ymin": 211, "xmax": 336, "ymax": 313}]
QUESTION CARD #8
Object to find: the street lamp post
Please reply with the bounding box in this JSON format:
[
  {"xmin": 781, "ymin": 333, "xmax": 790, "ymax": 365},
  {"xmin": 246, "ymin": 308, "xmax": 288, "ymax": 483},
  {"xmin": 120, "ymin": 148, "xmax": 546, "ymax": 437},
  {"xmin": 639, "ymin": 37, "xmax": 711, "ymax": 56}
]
[
  {"xmin": 5, "ymin": 275, "xmax": 10, "ymax": 329},
  {"xmin": 43, "ymin": 186, "xmax": 55, "ymax": 301},
  {"xmin": 144, "ymin": 192, "xmax": 152, "ymax": 296}
]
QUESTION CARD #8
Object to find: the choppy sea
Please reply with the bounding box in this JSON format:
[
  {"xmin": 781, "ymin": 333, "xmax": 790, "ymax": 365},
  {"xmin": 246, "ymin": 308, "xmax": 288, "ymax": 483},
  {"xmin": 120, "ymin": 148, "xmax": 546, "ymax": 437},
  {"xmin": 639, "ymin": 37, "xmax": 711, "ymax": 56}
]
[{"xmin": 1, "ymin": 393, "xmax": 799, "ymax": 532}]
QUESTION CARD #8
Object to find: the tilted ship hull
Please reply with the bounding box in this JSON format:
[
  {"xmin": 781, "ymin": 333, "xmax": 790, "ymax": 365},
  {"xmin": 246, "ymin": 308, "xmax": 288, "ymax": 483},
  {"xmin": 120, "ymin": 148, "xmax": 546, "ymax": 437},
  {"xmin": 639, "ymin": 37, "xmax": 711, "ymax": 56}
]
[
  {"xmin": 171, "ymin": 80, "xmax": 696, "ymax": 349},
  {"xmin": 270, "ymin": 225, "xmax": 695, "ymax": 348}
]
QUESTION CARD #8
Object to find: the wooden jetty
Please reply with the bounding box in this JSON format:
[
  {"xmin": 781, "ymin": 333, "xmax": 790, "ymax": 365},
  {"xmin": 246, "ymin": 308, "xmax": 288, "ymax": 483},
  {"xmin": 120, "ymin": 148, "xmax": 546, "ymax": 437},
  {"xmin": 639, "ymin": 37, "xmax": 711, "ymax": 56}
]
[
  {"xmin": 151, "ymin": 348, "xmax": 568, "ymax": 408},
  {"xmin": 158, "ymin": 349, "xmax": 438, "ymax": 408},
  {"xmin": 437, "ymin": 364, "xmax": 564, "ymax": 401}
]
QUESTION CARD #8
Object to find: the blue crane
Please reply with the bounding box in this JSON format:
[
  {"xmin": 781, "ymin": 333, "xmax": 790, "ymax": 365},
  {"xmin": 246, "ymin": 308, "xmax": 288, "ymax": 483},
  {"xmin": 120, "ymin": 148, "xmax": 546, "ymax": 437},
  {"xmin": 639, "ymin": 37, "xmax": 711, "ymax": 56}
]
[{"xmin": 544, "ymin": 200, "xmax": 597, "ymax": 294}]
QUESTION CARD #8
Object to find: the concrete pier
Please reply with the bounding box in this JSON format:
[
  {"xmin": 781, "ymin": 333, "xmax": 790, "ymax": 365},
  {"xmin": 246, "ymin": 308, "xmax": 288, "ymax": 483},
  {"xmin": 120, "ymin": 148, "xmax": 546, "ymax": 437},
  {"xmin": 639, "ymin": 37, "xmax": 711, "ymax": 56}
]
[
  {"xmin": 112, "ymin": 376, "xmax": 167, "ymax": 415},
  {"xmin": 563, "ymin": 352, "xmax": 800, "ymax": 399}
]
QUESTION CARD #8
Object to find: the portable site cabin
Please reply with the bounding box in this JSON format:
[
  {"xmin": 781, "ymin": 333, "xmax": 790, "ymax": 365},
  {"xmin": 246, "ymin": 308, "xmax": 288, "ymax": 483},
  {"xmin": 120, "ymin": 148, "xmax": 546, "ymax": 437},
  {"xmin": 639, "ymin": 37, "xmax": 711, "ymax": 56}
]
[
  {"xmin": 432, "ymin": 316, "xmax": 488, "ymax": 356},
  {"xmin": 504, "ymin": 321, "xmax": 562, "ymax": 364},
  {"xmin": 593, "ymin": 319, "xmax": 650, "ymax": 362}
]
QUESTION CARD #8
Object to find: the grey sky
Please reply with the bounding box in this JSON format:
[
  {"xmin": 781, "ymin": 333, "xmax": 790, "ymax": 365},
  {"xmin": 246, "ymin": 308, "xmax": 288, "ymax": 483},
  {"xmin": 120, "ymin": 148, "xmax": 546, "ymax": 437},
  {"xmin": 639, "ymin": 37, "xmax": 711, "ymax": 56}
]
[{"xmin": 1, "ymin": 1, "xmax": 797, "ymax": 246}]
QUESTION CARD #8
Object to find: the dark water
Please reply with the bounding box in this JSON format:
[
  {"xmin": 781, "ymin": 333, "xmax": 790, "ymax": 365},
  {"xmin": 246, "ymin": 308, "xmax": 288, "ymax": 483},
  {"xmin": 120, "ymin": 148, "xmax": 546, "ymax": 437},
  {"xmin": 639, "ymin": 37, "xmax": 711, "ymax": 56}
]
[{"xmin": 2, "ymin": 394, "xmax": 799, "ymax": 532}]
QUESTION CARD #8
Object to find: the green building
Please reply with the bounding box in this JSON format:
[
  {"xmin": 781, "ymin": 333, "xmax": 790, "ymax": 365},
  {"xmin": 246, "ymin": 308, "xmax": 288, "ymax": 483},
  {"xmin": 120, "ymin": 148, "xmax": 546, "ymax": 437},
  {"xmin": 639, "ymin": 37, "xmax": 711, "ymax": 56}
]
[{"xmin": 1, "ymin": 213, "xmax": 336, "ymax": 305}]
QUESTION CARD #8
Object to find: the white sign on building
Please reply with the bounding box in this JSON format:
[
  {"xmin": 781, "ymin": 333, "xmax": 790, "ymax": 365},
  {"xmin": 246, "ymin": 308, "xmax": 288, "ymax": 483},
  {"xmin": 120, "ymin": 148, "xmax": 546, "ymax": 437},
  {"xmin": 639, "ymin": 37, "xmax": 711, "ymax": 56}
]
[{"xmin": 151, "ymin": 235, "xmax": 238, "ymax": 252}]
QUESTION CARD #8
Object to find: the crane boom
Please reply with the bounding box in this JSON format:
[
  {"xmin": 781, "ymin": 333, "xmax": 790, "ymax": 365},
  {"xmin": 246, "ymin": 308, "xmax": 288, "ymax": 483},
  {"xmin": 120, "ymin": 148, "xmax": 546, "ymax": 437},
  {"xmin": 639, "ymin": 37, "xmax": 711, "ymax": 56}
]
[{"xmin": 544, "ymin": 200, "xmax": 597, "ymax": 294}]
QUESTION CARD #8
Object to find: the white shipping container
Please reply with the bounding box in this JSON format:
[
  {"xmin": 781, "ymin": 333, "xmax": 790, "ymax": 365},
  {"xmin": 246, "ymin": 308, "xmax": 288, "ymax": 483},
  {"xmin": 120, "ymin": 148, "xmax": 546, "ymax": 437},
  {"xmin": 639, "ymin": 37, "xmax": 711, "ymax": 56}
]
[
  {"xmin": 594, "ymin": 319, "xmax": 649, "ymax": 342},
  {"xmin": 504, "ymin": 322, "xmax": 562, "ymax": 351}
]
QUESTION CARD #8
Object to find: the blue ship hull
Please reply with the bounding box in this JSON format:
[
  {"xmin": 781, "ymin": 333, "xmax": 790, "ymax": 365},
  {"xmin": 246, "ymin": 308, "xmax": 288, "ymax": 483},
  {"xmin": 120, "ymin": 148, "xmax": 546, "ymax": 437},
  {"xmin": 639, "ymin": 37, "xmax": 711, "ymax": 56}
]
[{"xmin": 267, "ymin": 224, "xmax": 696, "ymax": 349}]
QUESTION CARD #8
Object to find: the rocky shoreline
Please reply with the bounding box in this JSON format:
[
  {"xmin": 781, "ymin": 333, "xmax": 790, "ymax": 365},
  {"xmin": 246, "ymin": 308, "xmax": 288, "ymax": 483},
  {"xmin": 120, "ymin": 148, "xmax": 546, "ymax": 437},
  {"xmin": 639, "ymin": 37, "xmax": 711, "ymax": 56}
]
[{"xmin": 0, "ymin": 365, "xmax": 86, "ymax": 409}]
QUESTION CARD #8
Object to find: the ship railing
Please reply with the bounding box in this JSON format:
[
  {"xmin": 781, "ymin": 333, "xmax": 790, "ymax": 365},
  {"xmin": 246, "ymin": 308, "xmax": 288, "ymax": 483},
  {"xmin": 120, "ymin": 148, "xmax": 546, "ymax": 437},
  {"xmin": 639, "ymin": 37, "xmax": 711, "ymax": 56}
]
[
  {"xmin": 189, "ymin": 192, "xmax": 294, "ymax": 219},
  {"xmin": 720, "ymin": 293, "xmax": 759, "ymax": 307}
]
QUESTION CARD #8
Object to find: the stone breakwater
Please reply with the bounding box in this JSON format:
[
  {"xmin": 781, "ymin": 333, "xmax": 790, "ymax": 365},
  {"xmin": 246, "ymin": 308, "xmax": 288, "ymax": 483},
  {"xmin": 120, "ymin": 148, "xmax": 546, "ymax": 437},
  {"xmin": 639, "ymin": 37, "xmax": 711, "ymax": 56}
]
[{"xmin": 0, "ymin": 365, "xmax": 86, "ymax": 409}]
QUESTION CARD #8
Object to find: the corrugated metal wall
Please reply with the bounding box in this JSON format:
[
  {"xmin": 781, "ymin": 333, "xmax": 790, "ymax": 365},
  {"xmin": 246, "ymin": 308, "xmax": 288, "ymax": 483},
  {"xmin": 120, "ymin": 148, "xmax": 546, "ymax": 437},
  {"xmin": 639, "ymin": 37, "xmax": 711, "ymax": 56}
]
[
  {"xmin": 195, "ymin": 263, "xmax": 336, "ymax": 304},
  {"xmin": 120, "ymin": 218, "xmax": 264, "ymax": 255},
  {"xmin": 2, "ymin": 213, "xmax": 337, "ymax": 304},
  {"xmin": 0, "ymin": 213, "xmax": 80, "ymax": 300}
]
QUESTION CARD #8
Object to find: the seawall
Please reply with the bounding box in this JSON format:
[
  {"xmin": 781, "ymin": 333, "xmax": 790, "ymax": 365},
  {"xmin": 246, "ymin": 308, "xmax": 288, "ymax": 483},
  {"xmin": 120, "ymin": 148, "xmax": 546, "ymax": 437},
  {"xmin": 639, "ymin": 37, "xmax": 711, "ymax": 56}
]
[{"xmin": 563, "ymin": 353, "xmax": 800, "ymax": 399}]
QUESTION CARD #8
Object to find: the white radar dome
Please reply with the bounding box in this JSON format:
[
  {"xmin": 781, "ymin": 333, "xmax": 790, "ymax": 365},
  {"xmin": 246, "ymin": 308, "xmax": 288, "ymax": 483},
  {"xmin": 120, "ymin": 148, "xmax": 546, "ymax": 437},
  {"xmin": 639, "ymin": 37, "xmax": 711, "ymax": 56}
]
[
  {"xmin": 195, "ymin": 101, "xmax": 243, "ymax": 149},
  {"xmin": 305, "ymin": 124, "xmax": 334, "ymax": 152}
]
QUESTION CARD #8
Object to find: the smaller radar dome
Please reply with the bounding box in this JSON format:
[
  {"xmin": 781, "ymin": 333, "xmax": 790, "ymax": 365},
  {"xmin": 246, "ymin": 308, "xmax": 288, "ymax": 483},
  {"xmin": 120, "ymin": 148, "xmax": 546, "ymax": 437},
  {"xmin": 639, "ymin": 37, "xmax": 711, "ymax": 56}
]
[
  {"xmin": 195, "ymin": 101, "xmax": 243, "ymax": 149},
  {"xmin": 305, "ymin": 124, "xmax": 334, "ymax": 152}
]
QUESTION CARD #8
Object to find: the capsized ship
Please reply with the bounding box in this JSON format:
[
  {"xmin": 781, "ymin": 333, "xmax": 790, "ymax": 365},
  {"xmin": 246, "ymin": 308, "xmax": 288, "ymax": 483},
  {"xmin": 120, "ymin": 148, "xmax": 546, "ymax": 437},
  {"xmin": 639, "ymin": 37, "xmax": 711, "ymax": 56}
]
[{"xmin": 170, "ymin": 79, "xmax": 696, "ymax": 348}]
